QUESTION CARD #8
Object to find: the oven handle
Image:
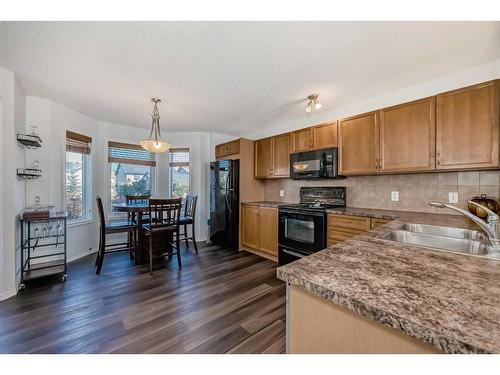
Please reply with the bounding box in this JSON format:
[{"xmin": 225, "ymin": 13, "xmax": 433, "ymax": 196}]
[{"xmin": 281, "ymin": 248, "xmax": 308, "ymax": 259}]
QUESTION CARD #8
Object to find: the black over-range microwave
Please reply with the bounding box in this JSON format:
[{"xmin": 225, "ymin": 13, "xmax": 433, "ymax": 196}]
[{"xmin": 290, "ymin": 147, "xmax": 343, "ymax": 179}]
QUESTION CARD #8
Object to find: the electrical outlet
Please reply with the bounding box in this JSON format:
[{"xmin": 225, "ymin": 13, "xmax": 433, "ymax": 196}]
[
  {"xmin": 448, "ymin": 192, "xmax": 459, "ymax": 204},
  {"xmin": 279, "ymin": 189, "xmax": 285, "ymax": 197},
  {"xmin": 391, "ymin": 191, "xmax": 399, "ymax": 202}
]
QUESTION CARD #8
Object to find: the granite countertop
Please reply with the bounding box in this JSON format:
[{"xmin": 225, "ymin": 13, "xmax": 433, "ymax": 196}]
[
  {"xmin": 277, "ymin": 210, "xmax": 500, "ymax": 354},
  {"xmin": 241, "ymin": 201, "xmax": 291, "ymax": 208}
]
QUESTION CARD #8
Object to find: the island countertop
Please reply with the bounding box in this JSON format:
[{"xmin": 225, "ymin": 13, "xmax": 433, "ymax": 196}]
[{"xmin": 277, "ymin": 210, "xmax": 500, "ymax": 354}]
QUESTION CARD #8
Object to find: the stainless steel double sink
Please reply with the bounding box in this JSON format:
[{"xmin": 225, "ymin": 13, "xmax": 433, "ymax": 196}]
[{"xmin": 378, "ymin": 223, "xmax": 499, "ymax": 259}]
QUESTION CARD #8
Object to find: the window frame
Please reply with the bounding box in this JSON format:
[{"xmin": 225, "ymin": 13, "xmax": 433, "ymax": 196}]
[
  {"xmin": 107, "ymin": 140, "xmax": 156, "ymax": 217},
  {"xmin": 168, "ymin": 148, "xmax": 191, "ymax": 198},
  {"xmin": 64, "ymin": 137, "xmax": 93, "ymax": 225}
]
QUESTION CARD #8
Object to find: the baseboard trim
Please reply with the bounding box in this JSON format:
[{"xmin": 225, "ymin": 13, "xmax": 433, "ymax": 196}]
[
  {"xmin": 67, "ymin": 249, "xmax": 98, "ymax": 263},
  {"xmin": 241, "ymin": 246, "xmax": 278, "ymax": 263},
  {"xmin": 0, "ymin": 289, "xmax": 17, "ymax": 302}
]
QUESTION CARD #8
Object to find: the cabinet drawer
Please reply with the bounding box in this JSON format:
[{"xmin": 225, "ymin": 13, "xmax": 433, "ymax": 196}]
[
  {"xmin": 371, "ymin": 218, "xmax": 392, "ymax": 229},
  {"xmin": 328, "ymin": 227, "xmax": 365, "ymax": 242},
  {"xmin": 328, "ymin": 214, "xmax": 371, "ymax": 231}
]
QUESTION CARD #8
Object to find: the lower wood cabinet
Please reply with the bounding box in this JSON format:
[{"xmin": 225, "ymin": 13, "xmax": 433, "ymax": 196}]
[
  {"xmin": 327, "ymin": 214, "xmax": 392, "ymax": 246},
  {"xmin": 241, "ymin": 204, "xmax": 278, "ymax": 258}
]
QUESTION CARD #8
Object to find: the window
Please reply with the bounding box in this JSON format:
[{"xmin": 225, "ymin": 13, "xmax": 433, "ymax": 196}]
[
  {"xmin": 169, "ymin": 148, "xmax": 190, "ymax": 198},
  {"xmin": 65, "ymin": 131, "xmax": 92, "ymax": 222},
  {"xmin": 108, "ymin": 141, "xmax": 155, "ymax": 210}
]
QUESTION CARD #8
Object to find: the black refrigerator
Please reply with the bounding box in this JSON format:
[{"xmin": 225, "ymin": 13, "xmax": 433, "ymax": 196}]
[{"xmin": 210, "ymin": 159, "xmax": 240, "ymax": 250}]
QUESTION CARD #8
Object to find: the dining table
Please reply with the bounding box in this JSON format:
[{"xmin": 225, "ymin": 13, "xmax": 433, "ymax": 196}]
[{"xmin": 112, "ymin": 202, "xmax": 149, "ymax": 265}]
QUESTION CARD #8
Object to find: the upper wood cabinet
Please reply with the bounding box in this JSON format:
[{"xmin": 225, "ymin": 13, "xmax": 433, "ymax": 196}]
[
  {"xmin": 339, "ymin": 112, "xmax": 379, "ymax": 175},
  {"xmin": 215, "ymin": 139, "xmax": 241, "ymax": 159},
  {"xmin": 255, "ymin": 138, "xmax": 273, "ymax": 178},
  {"xmin": 379, "ymin": 97, "xmax": 436, "ymax": 172},
  {"xmin": 313, "ymin": 122, "xmax": 338, "ymax": 149},
  {"xmin": 436, "ymin": 80, "xmax": 500, "ymax": 170},
  {"xmin": 255, "ymin": 134, "xmax": 291, "ymax": 179},
  {"xmin": 292, "ymin": 128, "xmax": 313, "ymax": 152},
  {"xmin": 272, "ymin": 133, "xmax": 292, "ymax": 177}
]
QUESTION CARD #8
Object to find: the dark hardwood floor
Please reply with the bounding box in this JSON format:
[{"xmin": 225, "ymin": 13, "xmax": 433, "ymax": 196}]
[{"xmin": 0, "ymin": 244, "xmax": 286, "ymax": 353}]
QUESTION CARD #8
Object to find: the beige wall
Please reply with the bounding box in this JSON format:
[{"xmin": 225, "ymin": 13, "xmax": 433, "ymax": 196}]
[{"xmin": 265, "ymin": 171, "xmax": 500, "ymax": 214}]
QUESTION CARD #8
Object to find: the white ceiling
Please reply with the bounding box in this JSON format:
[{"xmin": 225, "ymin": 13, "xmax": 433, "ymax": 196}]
[{"xmin": 1, "ymin": 21, "xmax": 499, "ymax": 136}]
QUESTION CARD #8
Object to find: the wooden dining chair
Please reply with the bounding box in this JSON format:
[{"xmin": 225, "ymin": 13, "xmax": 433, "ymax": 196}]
[
  {"xmin": 95, "ymin": 196, "xmax": 137, "ymax": 275},
  {"xmin": 179, "ymin": 195, "xmax": 198, "ymax": 253},
  {"xmin": 125, "ymin": 194, "xmax": 150, "ymax": 247},
  {"xmin": 142, "ymin": 198, "xmax": 183, "ymax": 274}
]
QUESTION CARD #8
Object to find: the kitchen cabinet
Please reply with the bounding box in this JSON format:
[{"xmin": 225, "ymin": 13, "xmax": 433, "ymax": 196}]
[
  {"xmin": 379, "ymin": 97, "xmax": 436, "ymax": 172},
  {"xmin": 241, "ymin": 204, "xmax": 278, "ymax": 258},
  {"xmin": 339, "ymin": 112, "xmax": 379, "ymax": 175},
  {"xmin": 313, "ymin": 121, "xmax": 338, "ymax": 149},
  {"xmin": 327, "ymin": 214, "xmax": 392, "ymax": 246},
  {"xmin": 215, "ymin": 139, "xmax": 241, "ymax": 159},
  {"xmin": 436, "ymin": 80, "xmax": 500, "ymax": 170},
  {"xmin": 292, "ymin": 128, "xmax": 313, "ymax": 152},
  {"xmin": 272, "ymin": 133, "xmax": 292, "ymax": 177},
  {"xmin": 255, "ymin": 138, "xmax": 273, "ymax": 178},
  {"xmin": 241, "ymin": 205, "xmax": 260, "ymax": 250}
]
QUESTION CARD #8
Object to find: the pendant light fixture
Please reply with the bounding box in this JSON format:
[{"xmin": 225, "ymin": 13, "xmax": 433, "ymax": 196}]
[
  {"xmin": 305, "ymin": 94, "xmax": 322, "ymax": 113},
  {"xmin": 140, "ymin": 98, "xmax": 171, "ymax": 153}
]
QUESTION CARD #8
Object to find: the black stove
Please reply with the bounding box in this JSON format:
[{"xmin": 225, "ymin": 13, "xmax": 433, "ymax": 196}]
[
  {"xmin": 279, "ymin": 186, "xmax": 346, "ymax": 212},
  {"xmin": 278, "ymin": 187, "xmax": 346, "ymax": 265}
]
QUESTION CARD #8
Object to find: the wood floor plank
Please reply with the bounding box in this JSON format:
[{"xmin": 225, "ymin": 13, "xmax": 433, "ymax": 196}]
[{"xmin": 0, "ymin": 244, "xmax": 286, "ymax": 354}]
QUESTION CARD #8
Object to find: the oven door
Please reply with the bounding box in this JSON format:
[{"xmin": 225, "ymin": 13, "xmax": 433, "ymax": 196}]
[{"xmin": 278, "ymin": 209, "xmax": 326, "ymax": 254}]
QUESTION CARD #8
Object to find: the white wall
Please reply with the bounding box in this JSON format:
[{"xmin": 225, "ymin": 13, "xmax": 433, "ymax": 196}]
[{"xmin": 0, "ymin": 66, "xmax": 26, "ymax": 300}]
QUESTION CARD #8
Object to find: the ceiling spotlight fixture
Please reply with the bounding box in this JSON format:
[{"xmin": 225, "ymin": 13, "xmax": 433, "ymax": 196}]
[
  {"xmin": 305, "ymin": 94, "xmax": 322, "ymax": 113},
  {"xmin": 140, "ymin": 98, "xmax": 171, "ymax": 153}
]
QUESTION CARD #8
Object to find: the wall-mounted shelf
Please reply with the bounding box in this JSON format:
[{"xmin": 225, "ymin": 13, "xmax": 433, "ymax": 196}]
[
  {"xmin": 17, "ymin": 133, "xmax": 42, "ymax": 149},
  {"xmin": 17, "ymin": 168, "xmax": 42, "ymax": 180}
]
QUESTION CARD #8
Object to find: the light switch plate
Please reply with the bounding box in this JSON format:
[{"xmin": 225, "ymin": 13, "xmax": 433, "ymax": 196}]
[
  {"xmin": 391, "ymin": 191, "xmax": 399, "ymax": 202},
  {"xmin": 448, "ymin": 192, "xmax": 459, "ymax": 204},
  {"xmin": 279, "ymin": 189, "xmax": 285, "ymax": 197}
]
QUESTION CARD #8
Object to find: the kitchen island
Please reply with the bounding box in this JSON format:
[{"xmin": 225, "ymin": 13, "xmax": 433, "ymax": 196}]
[{"xmin": 277, "ymin": 209, "xmax": 500, "ymax": 354}]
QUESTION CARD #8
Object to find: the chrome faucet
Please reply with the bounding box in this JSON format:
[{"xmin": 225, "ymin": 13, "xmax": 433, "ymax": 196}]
[{"xmin": 428, "ymin": 201, "xmax": 500, "ymax": 251}]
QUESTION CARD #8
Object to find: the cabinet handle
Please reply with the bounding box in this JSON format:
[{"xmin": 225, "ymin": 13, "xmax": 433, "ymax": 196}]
[{"xmin": 437, "ymin": 152, "xmax": 441, "ymax": 166}]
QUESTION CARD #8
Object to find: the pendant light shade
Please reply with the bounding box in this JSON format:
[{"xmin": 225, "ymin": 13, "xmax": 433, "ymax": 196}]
[{"xmin": 140, "ymin": 98, "xmax": 171, "ymax": 153}]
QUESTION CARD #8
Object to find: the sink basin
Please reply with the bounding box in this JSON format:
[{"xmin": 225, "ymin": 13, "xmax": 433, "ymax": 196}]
[
  {"xmin": 380, "ymin": 230, "xmax": 491, "ymax": 255},
  {"xmin": 401, "ymin": 223, "xmax": 486, "ymax": 241}
]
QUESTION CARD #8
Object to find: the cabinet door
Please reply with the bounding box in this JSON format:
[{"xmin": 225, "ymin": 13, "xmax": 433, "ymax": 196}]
[
  {"xmin": 379, "ymin": 97, "xmax": 436, "ymax": 172},
  {"xmin": 241, "ymin": 205, "xmax": 260, "ymax": 250},
  {"xmin": 339, "ymin": 112, "xmax": 379, "ymax": 175},
  {"xmin": 272, "ymin": 133, "xmax": 292, "ymax": 177},
  {"xmin": 258, "ymin": 207, "xmax": 278, "ymax": 256},
  {"xmin": 215, "ymin": 144, "xmax": 226, "ymax": 159},
  {"xmin": 292, "ymin": 128, "xmax": 313, "ymax": 152},
  {"xmin": 313, "ymin": 122, "xmax": 338, "ymax": 149},
  {"xmin": 228, "ymin": 139, "xmax": 240, "ymax": 155},
  {"xmin": 255, "ymin": 138, "xmax": 273, "ymax": 178},
  {"xmin": 436, "ymin": 80, "xmax": 500, "ymax": 170}
]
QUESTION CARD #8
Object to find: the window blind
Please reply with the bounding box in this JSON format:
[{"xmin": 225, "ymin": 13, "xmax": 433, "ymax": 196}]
[
  {"xmin": 108, "ymin": 141, "xmax": 156, "ymax": 167},
  {"xmin": 66, "ymin": 131, "xmax": 92, "ymax": 154},
  {"xmin": 169, "ymin": 148, "xmax": 190, "ymax": 167}
]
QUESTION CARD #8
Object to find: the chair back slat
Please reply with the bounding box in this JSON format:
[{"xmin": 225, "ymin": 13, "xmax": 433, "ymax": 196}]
[
  {"xmin": 149, "ymin": 198, "xmax": 182, "ymax": 227},
  {"xmin": 126, "ymin": 194, "xmax": 150, "ymax": 205},
  {"xmin": 96, "ymin": 196, "xmax": 106, "ymax": 228},
  {"xmin": 184, "ymin": 195, "xmax": 198, "ymax": 218}
]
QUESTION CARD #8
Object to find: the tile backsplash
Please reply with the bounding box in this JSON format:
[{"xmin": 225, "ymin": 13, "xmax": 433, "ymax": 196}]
[{"xmin": 264, "ymin": 171, "xmax": 500, "ymax": 214}]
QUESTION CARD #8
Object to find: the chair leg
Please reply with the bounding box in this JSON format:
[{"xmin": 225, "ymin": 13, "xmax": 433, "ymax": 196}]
[
  {"xmin": 96, "ymin": 233, "xmax": 106, "ymax": 275},
  {"xmin": 129, "ymin": 229, "xmax": 135, "ymax": 260},
  {"xmin": 192, "ymin": 222, "xmax": 198, "ymax": 254},
  {"xmin": 184, "ymin": 224, "xmax": 189, "ymax": 249},
  {"xmin": 149, "ymin": 231, "xmax": 153, "ymax": 275},
  {"xmin": 95, "ymin": 228, "xmax": 101, "ymax": 266},
  {"xmin": 176, "ymin": 229, "xmax": 182, "ymax": 269}
]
